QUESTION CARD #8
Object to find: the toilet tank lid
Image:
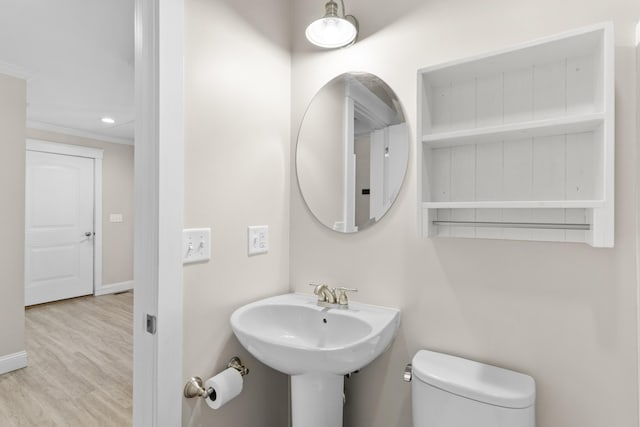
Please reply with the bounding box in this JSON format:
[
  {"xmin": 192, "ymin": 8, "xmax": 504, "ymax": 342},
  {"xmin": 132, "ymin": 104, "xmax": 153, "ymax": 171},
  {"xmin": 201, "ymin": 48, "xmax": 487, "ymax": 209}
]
[{"xmin": 412, "ymin": 350, "xmax": 535, "ymax": 409}]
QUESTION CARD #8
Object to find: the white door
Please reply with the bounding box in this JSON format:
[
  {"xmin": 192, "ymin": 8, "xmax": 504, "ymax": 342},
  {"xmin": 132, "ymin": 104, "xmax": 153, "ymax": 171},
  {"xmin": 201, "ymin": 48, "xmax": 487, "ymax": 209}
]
[{"xmin": 25, "ymin": 150, "xmax": 95, "ymax": 306}]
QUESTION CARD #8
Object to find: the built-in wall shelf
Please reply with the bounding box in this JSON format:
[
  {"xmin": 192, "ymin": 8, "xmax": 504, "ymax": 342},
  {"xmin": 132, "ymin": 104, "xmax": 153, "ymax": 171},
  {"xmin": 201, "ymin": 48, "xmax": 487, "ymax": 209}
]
[
  {"xmin": 422, "ymin": 200, "xmax": 605, "ymax": 209},
  {"xmin": 423, "ymin": 113, "xmax": 604, "ymax": 148},
  {"xmin": 417, "ymin": 22, "xmax": 614, "ymax": 247}
]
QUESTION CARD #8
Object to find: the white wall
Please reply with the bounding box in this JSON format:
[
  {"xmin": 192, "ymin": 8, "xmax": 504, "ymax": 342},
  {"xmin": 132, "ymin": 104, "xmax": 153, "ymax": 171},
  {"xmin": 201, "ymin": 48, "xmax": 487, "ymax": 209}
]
[
  {"xmin": 181, "ymin": 0, "xmax": 291, "ymax": 425},
  {"xmin": 290, "ymin": 1, "xmax": 640, "ymax": 427},
  {"xmin": 26, "ymin": 129, "xmax": 134, "ymax": 286},
  {"xmin": 0, "ymin": 73, "xmax": 26, "ymax": 362}
]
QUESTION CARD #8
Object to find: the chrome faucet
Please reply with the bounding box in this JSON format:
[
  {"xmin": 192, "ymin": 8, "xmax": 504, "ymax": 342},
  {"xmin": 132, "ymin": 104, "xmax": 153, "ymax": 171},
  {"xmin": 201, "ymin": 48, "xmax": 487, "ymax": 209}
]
[{"xmin": 309, "ymin": 284, "xmax": 358, "ymax": 309}]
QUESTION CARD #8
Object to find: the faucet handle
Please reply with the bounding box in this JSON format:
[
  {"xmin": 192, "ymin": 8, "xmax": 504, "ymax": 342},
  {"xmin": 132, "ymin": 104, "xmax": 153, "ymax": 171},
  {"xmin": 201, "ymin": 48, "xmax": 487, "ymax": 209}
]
[
  {"xmin": 335, "ymin": 287, "xmax": 358, "ymax": 306},
  {"xmin": 308, "ymin": 283, "xmax": 327, "ymax": 300}
]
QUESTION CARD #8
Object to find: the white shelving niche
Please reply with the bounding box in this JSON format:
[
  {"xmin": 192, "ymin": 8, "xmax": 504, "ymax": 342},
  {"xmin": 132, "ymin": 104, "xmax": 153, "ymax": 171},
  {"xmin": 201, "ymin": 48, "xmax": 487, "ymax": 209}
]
[{"xmin": 417, "ymin": 23, "xmax": 614, "ymax": 247}]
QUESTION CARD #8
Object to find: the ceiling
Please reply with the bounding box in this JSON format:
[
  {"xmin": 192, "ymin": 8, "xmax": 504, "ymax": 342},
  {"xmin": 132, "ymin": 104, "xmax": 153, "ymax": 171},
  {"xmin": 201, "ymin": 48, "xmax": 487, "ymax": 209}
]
[{"xmin": 0, "ymin": 0, "xmax": 135, "ymax": 144}]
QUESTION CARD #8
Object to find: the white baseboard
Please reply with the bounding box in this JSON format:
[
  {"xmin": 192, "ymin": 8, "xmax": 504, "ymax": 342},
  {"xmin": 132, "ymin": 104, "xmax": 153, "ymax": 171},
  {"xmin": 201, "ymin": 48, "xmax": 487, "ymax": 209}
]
[
  {"xmin": 95, "ymin": 280, "xmax": 134, "ymax": 296},
  {"xmin": 0, "ymin": 351, "xmax": 28, "ymax": 375}
]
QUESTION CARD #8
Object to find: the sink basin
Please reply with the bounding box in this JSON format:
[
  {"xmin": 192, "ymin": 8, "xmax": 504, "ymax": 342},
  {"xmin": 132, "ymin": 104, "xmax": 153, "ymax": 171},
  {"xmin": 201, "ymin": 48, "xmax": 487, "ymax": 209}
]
[
  {"xmin": 230, "ymin": 293, "xmax": 400, "ymax": 375},
  {"xmin": 230, "ymin": 293, "xmax": 400, "ymax": 427}
]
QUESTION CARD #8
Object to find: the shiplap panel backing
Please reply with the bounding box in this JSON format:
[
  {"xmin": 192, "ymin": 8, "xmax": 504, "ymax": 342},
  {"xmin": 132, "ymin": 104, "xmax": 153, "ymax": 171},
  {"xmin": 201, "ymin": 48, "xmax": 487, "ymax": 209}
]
[{"xmin": 418, "ymin": 24, "xmax": 613, "ymax": 246}]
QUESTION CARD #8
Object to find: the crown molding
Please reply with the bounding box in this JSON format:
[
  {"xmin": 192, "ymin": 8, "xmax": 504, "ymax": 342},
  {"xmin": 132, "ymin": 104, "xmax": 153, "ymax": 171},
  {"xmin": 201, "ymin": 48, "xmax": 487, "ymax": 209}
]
[{"xmin": 27, "ymin": 120, "xmax": 134, "ymax": 146}]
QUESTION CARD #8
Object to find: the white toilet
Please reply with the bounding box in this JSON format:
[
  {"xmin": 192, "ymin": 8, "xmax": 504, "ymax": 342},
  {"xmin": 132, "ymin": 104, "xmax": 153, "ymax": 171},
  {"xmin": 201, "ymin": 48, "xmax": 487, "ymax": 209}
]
[{"xmin": 411, "ymin": 350, "xmax": 536, "ymax": 427}]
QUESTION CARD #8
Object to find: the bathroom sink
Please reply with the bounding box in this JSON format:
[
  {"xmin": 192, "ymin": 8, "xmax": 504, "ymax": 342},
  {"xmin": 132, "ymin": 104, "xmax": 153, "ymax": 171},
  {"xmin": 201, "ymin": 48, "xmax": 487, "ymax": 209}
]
[{"xmin": 230, "ymin": 293, "xmax": 400, "ymax": 375}]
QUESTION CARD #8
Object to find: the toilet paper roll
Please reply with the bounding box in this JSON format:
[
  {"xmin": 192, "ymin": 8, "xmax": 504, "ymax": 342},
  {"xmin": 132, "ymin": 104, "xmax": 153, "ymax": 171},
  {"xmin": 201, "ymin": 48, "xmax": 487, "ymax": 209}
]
[{"xmin": 204, "ymin": 367, "xmax": 243, "ymax": 409}]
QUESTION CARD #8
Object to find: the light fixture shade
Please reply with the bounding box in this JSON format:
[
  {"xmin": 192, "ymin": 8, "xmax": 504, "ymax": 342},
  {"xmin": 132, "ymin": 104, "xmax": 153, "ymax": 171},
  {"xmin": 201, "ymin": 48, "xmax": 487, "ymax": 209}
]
[
  {"xmin": 306, "ymin": 0, "xmax": 358, "ymax": 49},
  {"xmin": 305, "ymin": 16, "xmax": 357, "ymax": 48}
]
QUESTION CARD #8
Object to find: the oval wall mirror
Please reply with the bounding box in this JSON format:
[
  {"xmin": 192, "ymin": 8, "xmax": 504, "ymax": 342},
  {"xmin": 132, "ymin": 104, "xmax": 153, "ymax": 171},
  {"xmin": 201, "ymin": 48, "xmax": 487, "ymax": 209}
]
[{"xmin": 296, "ymin": 72, "xmax": 409, "ymax": 233}]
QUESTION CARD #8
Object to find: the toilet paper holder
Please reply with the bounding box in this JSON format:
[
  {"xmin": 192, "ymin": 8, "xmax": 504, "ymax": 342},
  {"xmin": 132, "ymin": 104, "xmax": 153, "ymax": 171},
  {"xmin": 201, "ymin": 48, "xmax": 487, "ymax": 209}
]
[{"xmin": 184, "ymin": 356, "xmax": 249, "ymax": 399}]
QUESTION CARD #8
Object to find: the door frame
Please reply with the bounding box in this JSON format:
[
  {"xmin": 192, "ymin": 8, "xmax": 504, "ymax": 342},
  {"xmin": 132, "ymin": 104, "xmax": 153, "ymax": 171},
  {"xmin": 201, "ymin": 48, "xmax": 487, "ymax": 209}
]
[
  {"xmin": 133, "ymin": 0, "xmax": 184, "ymax": 425},
  {"xmin": 25, "ymin": 139, "xmax": 104, "ymax": 298}
]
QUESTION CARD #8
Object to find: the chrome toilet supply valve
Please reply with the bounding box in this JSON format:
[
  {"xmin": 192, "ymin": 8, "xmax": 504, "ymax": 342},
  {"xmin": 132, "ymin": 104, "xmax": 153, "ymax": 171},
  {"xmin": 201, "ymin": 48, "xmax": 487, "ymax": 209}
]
[
  {"xmin": 403, "ymin": 363, "xmax": 412, "ymax": 382},
  {"xmin": 184, "ymin": 356, "xmax": 249, "ymax": 399}
]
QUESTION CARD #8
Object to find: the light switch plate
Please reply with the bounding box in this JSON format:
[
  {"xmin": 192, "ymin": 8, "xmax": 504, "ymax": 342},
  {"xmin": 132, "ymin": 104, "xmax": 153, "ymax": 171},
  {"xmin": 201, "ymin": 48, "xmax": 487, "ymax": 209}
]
[
  {"xmin": 183, "ymin": 228, "xmax": 211, "ymax": 264},
  {"xmin": 109, "ymin": 213, "xmax": 123, "ymax": 223},
  {"xmin": 248, "ymin": 225, "xmax": 269, "ymax": 256}
]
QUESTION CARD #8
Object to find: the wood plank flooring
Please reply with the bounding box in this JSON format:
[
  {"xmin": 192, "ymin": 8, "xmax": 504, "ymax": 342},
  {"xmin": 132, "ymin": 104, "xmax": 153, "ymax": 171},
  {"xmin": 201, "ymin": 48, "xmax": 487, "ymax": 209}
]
[{"xmin": 0, "ymin": 292, "xmax": 133, "ymax": 426}]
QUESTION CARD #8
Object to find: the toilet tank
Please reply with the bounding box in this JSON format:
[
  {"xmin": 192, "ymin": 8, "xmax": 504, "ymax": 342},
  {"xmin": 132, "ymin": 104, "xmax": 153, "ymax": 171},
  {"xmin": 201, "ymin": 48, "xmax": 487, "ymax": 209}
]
[{"xmin": 411, "ymin": 350, "xmax": 535, "ymax": 427}]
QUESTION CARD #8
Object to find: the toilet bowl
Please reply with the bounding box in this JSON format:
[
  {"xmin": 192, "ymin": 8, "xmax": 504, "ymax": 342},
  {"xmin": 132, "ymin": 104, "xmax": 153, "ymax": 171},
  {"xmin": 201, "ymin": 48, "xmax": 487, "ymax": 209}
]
[{"xmin": 411, "ymin": 350, "xmax": 535, "ymax": 427}]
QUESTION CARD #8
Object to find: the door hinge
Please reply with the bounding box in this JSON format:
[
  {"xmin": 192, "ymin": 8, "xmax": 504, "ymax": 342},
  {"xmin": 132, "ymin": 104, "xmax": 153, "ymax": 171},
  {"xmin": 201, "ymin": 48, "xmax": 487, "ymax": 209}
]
[{"xmin": 146, "ymin": 314, "xmax": 157, "ymax": 334}]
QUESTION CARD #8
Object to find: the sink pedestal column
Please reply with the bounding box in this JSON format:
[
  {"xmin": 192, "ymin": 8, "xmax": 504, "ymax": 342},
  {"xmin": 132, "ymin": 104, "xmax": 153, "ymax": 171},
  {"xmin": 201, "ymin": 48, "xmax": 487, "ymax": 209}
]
[{"xmin": 291, "ymin": 373, "xmax": 344, "ymax": 427}]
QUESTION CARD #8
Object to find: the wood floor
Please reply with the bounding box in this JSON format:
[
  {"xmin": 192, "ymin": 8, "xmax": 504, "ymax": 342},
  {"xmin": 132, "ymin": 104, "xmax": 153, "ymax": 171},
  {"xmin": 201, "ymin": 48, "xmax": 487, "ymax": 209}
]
[{"xmin": 0, "ymin": 292, "xmax": 133, "ymax": 426}]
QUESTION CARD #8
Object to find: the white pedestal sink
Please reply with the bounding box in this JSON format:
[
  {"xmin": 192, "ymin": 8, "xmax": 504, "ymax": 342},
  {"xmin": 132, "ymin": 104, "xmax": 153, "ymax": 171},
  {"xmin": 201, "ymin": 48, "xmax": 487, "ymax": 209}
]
[{"xmin": 230, "ymin": 293, "xmax": 400, "ymax": 427}]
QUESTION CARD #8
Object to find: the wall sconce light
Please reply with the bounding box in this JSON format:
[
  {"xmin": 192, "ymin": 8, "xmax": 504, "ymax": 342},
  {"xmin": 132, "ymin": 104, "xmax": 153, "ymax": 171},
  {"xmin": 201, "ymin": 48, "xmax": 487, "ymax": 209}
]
[{"xmin": 305, "ymin": 0, "xmax": 359, "ymax": 49}]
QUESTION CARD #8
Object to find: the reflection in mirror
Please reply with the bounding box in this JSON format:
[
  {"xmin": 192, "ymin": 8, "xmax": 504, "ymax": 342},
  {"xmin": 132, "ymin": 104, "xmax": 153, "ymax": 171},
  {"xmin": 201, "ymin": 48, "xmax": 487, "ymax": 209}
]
[{"xmin": 296, "ymin": 72, "xmax": 409, "ymax": 233}]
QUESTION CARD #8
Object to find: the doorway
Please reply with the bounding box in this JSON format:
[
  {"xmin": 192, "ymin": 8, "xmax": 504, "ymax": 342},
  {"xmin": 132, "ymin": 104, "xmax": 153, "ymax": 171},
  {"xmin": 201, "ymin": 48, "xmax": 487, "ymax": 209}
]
[
  {"xmin": 24, "ymin": 141, "xmax": 103, "ymax": 306},
  {"xmin": 0, "ymin": 0, "xmax": 184, "ymax": 424}
]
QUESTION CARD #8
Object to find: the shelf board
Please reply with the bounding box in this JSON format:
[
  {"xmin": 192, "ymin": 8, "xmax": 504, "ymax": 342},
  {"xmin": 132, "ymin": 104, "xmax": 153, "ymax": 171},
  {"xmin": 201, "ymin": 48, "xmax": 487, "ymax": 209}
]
[
  {"xmin": 423, "ymin": 200, "xmax": 605, "ymax": 209},
  {"xmin": 431, "ymin": 220, "xmax": 591, "ymax": 230},
  {"xmin": 418, "ymin": 23, "xmax": 609, "ymax": 86},
  {"xmin": 423, "ymin": 113, "xmax": 604, "ymax": 148}
]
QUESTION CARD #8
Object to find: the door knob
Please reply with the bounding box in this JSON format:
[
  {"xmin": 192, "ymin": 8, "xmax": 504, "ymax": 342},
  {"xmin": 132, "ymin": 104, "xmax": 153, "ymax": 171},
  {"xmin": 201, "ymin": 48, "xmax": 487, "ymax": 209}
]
[{"xmin": 85, "ymin": 232, "xmax": 93, "ymax": 237}]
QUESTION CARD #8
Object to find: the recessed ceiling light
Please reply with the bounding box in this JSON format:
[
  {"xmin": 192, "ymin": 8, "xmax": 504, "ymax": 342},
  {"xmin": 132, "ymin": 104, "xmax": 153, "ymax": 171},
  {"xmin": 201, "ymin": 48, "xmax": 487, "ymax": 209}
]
[{"xmin": 101, "ymin": 117, "xmax": 115, "ymax": 124}]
